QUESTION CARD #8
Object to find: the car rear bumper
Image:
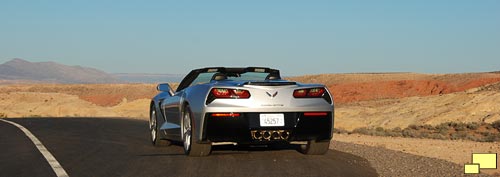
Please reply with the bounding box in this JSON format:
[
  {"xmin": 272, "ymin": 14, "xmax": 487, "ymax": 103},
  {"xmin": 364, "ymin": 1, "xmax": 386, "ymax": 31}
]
[{"xmin": 201, "ymin": 112, "xmax": 333, "ymax": 144}]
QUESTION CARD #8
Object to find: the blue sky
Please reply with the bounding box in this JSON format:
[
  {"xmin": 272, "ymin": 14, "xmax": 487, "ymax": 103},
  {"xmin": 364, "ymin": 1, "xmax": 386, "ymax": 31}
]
[{"xmin": 1, "ymin": 1, "xmax": 499, "ymax": 76}]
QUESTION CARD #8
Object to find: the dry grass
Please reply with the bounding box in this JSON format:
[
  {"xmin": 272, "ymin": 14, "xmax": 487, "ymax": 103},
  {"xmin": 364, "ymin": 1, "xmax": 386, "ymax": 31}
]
[
  {"xmin": 288, "ymin": 72, "xmax": 500, "ymax": 86},
  {"xmin": 0, "ymin": 83, "xmax": 178, "ymax": 107},
  {"xmin": 0, "ymin": 83, "xmax": 183, "ymax": 119},
  {"xmin": 342, "ymin": 121, "xmax": 500, "ymax": 142},
  {"xmin": 287, "ymin": 72, "xmax": 431, "ymax": 85}
]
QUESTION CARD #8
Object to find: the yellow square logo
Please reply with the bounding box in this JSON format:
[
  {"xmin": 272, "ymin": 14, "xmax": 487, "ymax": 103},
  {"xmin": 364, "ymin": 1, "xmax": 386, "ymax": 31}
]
[
  {"xmin": 472, "ymin": 153, "xmax": 497, "ymax": 169},
  {"xmin": 464, "ymin": 164, "xmax": 480, "ymax": 174}
]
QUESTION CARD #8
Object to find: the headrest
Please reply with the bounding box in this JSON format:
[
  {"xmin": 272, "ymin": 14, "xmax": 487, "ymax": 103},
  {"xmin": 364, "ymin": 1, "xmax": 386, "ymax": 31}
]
[
  {"xmin": 211, "ymin": 73, "xmax": 227, "ymax": 81},
  {"xmin": 265, "ymin": 73, "xmax": 281, "ymax": 80}
]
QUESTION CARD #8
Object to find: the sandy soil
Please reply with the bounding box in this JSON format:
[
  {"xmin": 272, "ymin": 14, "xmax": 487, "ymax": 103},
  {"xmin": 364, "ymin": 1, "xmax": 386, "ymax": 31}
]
[
  {"xmin": 0, "ymin": 84, "xmax": 158, "ymax": 107},
  {"xmin": 335, "ymin": 85, "xmax": 500, "ymax": 130},
  {"xmin": 334, "ymin": 133, "xmax": 500, "ymax": 175},
  {"xmin": 0, "ymin": 92, "xmax": 149, "ymax": 118}
]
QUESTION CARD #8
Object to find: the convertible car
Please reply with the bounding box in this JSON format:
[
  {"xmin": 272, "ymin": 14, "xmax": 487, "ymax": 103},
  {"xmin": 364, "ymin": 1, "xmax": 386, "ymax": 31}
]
[{"xmin": 149, "ymin": 67, "xmax": 334, "ymax": 156}]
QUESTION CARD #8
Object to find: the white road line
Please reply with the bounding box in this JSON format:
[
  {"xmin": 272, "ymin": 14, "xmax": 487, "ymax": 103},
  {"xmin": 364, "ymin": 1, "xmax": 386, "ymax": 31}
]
[{"xmin": 0, "ymin": 119, "xmax": 69, "ymax": 177}]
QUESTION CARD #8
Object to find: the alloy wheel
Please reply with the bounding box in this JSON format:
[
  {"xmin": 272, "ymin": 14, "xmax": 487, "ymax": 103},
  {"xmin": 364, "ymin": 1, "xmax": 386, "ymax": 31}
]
[
  {"xmin": 183, "ymin": 110, "xmax": 192, "ymax": 152},
  {"xmin": 150, "ymin": 109, "xmax": 157, "ymax": 142}
]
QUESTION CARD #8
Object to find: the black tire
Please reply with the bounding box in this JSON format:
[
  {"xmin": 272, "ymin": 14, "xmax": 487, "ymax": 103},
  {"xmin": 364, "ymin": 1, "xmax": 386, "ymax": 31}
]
[
  {"xmin": 150, "ymin": 105, "xmax": 170, "ymax": 147},
  {"xmin": 183, "ymin": 105, "xmax": 212, "ymax": 156},
  {"xmin": 299, "ymin": 140, "xmax": 330, "ymax": 155}
]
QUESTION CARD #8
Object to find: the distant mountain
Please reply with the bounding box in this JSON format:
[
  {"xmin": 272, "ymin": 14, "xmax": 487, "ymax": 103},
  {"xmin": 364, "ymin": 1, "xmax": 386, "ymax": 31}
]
[
  {"xmin": 0, "ymin": 58, "xmax": 121, "ymax": 83},
  {"xmin": 113, "ymin": 73, "xmax": 183, "ymax": 83}
]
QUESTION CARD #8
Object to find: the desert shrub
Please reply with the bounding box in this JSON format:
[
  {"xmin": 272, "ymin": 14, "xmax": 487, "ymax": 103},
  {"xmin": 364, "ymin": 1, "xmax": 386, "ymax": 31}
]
[
  {"xmin": 491, "ymin": 120, "xmax": 500, "ymax": 131},
  {"xmin": 448, "ymin": 122, "xmax": 459, "ymax": 127},
  {"xmin": 407, "ymin": 124, "xmax": 419, "ymax": 130},
  {"xmin": 422, "ymin": 124, "xmax": 435, "ymax": 130},
  {"xmin": 0, "ymin": 113, "xmax": 6, "ymax": 118},
  {"xmin": 351, "ymin": 127, "xmax": 388, "ymax": 136},
  {"xmin": 453, "ymin": 122, "xmax": 467, "ymax": 131},
  {"xmin": 438, "ymin": 128, "xmax": 449, "ymax": 136},
  {"xmin": 380, "ymin": 129, "xmax": 401, "ymax": 136},
  {"xmin": 391, "ymin": 127, "xmax": 402, "ymax": 132},
  {"xmin": 482, "ymin": 132, "xmax": 500, "ymax": 142},
  {"xmin": 436, "ymin": 123, "xmax": 451, "ymax": 131},
  {"xmin": 420, "ymin": 132, "xmax": 430, "ymax": 138},
  {"xmin": 466, "ymin": 122, "xmax": 480, "ymax": 130},
  {"xmin": 402, "ymin": 129, "xmax": 420, "ymax": 138},
  {"xmin": 343, "ymin": 121, "xmax": 498, "ymax": 142},
  {"xmin": 385, "ymin": 131, "xmax": 402, "ymax": 137},
  {"xmin": 465, "ymin": 134, "xmax": 481, "ymax": 142},
  {"xmin": 333, "ymin": 128, "xmax": 349, "ymax": 134},
  {"xmin": 441, "ymin": 122, "xmax": 453, "ymax": 127},
  {"xmin": 427, "ymin": 133, "xmax": 448, "ymax": 140},
  {"xmin": 386, "ymin": 127, "xmax": 403, "ymax": 137},
  {"xmin": 352, "ymin": 127, "xmax": 371, "ymax": 135},
  {"xmin": 450, "ymin": 131, "xmax": 468, "ymax": 140},
  {"xmin": 480, "ymin": 132, "xmax": 491, "ymax": 136},
  {"xmin": 373, "ymin": 130, "xmax": 388, "ymax": 136}
]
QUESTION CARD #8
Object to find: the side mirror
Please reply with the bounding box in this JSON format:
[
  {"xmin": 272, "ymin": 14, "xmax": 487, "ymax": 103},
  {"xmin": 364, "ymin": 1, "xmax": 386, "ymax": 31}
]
[{"xmin": 157, "ymin": 83, "xmax": 174, "ymax": 96}]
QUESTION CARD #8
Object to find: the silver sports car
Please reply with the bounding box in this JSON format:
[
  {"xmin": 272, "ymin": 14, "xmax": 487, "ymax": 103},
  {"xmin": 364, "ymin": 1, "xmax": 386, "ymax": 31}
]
[{"xmin": 149, "ymin": 67, "xmax": 334, "ymax": 156}]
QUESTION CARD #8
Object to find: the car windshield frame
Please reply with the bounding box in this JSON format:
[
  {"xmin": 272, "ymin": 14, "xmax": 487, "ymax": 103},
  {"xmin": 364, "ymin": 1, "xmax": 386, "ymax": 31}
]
[
  {"xmin": 176, "ymin": 67, "xmax": 280, "ymax": 92},
  {"xmin": 226, "ymin": 72, "xmax": 270, "ymax": 81}
]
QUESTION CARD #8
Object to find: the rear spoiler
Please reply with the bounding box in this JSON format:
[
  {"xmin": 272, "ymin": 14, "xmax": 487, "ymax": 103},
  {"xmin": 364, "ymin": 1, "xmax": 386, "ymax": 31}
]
[{"xmin": 243, "ymin": 81, "xmax": 297, "ymax": 86}]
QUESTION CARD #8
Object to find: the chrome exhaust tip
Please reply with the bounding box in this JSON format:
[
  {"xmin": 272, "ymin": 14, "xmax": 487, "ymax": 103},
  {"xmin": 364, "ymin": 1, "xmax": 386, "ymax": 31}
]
[
  {"xmin": 251, "ymin": 130, "xmax": 290, "ymax": 141},
  {"xmin": 251, "ymin": 130, "xmax": 263, "ymax": 140},
  {"xmin": 262, "ymin": 131, "xmax": 271, "ymax": 140},
  {"xmin": 271, "ymin": 131, "xmax": 280, "ymax": 140},
  {"xmin": 280, "ymin": 131, "xmax": 290, "ymax": 140},
  {"xmin": 254, "ymin": 131, "xmax": 262, "ymax": 139}
]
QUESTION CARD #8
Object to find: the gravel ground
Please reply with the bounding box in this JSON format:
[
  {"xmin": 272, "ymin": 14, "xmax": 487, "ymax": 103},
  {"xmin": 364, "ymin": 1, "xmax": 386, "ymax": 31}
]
[{"xmin": 331, "ymin": 141, "xmax": 493, "ymax": 177}]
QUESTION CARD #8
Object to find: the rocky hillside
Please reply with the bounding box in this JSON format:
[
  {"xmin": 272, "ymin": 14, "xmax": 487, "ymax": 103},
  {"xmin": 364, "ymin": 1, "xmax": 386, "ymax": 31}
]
[
  {"xmin": 0, "ymin": 58, "xmax": 120, "ymax": 83},
  {"xmin": 289, "ymin": 72, "xmax": 500, "ymax": 104},
  {"xmin": 335, "ymin": 82, "xmax": 500, "ymax": 130}
]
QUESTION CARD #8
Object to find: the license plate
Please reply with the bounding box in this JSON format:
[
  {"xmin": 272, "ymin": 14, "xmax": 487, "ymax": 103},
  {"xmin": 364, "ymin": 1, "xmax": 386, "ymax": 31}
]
[{"xmin": 259, "ymin": 114, "xmax": 284, "ymax": 127}]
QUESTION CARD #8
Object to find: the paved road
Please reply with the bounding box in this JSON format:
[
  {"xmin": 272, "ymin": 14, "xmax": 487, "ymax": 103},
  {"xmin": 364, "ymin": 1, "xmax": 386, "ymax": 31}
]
[{"xmin": 0, "ymin": 118, "xmax": 378, "ymax": 177}]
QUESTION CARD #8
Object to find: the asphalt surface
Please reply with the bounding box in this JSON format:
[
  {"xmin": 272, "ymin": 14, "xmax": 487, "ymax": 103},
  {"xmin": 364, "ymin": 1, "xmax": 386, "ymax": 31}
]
[{"xmin": 0, "ymin": 118, "xmax": 378, "ymax": 177}]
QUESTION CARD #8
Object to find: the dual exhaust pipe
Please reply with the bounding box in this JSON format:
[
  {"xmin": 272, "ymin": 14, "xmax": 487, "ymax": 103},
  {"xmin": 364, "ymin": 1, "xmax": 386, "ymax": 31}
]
[{"xmin": 251, "ymin": 130, "xmax": 290, "ymax": 141}]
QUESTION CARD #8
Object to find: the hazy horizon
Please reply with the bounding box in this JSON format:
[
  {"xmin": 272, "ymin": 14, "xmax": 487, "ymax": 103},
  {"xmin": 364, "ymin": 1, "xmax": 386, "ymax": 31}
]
[
  {"xmin": 0, "ymin": 58, "xmax": 500, "ymax": 75},
  {"xmin": 1, "ymin": 1, "xmax": 499, "ymax": 75}
]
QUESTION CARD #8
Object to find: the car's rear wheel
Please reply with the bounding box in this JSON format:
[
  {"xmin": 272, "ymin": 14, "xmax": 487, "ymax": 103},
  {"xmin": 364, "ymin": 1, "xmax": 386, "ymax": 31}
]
[
  {"xmin": 299, "ymin": 140, "xmax": 330, "ymax": 155},
  {"xmin": 183, "ymin": 105, "xmax": 211, "ymax": 156},
  {"xmin": 150, "ymin": 106, "xmax": 170, "ymax": 146}
]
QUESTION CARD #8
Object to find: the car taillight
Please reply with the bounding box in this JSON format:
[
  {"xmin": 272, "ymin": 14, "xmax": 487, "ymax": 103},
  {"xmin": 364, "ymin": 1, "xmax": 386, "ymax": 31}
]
[
  {"xmin": 304, "ymin": 112, "xmax": 328, "ymax": 116},
  {"xmin": 210, "ymin": 88, "xmax": 251, "ymax": 99},
  {"xmin": 212, "ymin": 88, "xmax": 232, "ymax": 98},
  {"xmin": 308, "ymin": 88, "xmax": 325, "ymax": 97},
  {"xmin": 293, "ymin": 89, "xmax": 308, "ymax": 97},
  {"xmin": 293, "ymin": 88, "xmax": 326, "ymax": 98},
  {"xmin": 211, "ymin": 113, "xmax": 241, "ymax": 117},
  {"xmin": 232, "ymin": 89, "xmax": 250, "ymax": 98}
]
